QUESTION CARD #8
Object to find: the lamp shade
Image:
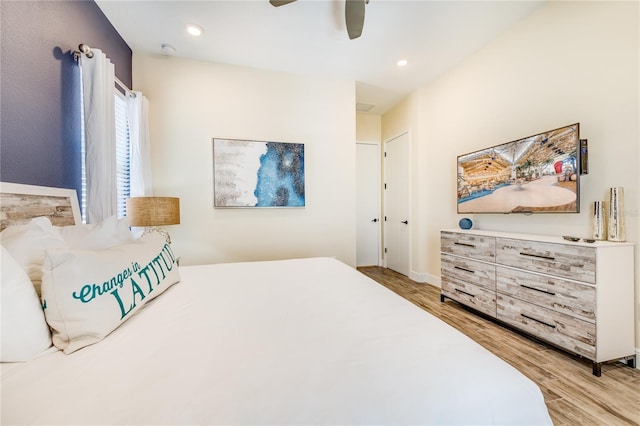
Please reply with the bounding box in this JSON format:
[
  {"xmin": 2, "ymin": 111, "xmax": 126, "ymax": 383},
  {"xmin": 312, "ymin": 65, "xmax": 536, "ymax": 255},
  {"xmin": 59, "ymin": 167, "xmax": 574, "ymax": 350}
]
[{"xmin": 126, "ymin": 197, "xmax": 180, "ymax": 227}]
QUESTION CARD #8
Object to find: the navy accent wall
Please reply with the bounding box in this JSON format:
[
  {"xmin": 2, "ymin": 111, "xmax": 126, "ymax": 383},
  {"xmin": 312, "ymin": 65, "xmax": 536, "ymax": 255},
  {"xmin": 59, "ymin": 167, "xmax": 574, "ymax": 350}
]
[{"xmin": 0, "ymin": 0, "xmax": 131, "ymax": 197}]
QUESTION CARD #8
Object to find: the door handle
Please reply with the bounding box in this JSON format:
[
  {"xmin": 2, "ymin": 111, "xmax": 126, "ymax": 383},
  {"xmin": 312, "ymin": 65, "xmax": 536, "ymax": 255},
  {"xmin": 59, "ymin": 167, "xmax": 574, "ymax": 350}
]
[
  {"xmin": 401, "ymin": 220, "xmax": 408, "ymax": 224},
  {"xmin": 371, "ymin": 218, "xmax": 378, "ymax": 222}
]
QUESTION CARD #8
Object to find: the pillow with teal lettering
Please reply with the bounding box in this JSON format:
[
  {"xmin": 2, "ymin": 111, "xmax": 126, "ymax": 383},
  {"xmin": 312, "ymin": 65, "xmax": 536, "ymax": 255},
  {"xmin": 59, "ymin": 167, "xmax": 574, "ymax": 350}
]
[{"xmin": 41, "ymin": 233, "xmax": 180, "ymax": 354}]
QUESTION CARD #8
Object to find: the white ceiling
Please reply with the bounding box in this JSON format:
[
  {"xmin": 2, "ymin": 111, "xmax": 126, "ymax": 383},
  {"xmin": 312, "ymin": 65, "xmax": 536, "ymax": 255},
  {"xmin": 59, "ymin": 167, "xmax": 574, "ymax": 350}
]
[{"xmin": 96, "ymin": 0, "xmax": 545, "ymax": 115}]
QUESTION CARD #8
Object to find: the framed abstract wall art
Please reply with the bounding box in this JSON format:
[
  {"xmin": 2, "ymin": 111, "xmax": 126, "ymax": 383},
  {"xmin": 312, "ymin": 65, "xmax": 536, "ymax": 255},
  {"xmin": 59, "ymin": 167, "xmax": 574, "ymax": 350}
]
[{"xmin": 213, "ymin": 138, "xmax": 305, "ymax": 208}]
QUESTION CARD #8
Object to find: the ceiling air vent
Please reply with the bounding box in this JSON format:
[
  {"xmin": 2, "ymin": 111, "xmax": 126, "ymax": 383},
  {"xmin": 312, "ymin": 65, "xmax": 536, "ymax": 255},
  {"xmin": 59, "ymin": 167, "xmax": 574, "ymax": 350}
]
[{"xmin": 356, "ymin": 103, "xmax": 375, "ymax": 112}]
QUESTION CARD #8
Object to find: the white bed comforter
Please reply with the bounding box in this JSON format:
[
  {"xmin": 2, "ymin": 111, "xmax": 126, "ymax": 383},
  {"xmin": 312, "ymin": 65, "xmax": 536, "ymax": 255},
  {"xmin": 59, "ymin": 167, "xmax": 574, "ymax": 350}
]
[{"xmin": 1, "ymin": 257, "xmax": 552, "ymax": 425}]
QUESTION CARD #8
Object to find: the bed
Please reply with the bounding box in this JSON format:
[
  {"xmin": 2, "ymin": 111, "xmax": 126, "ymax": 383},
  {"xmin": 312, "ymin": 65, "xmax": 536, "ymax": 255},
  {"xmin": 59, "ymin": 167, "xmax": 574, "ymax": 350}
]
[{"xmin": 1, "ymin": 182, "xmax": 553, "ymax": 425}]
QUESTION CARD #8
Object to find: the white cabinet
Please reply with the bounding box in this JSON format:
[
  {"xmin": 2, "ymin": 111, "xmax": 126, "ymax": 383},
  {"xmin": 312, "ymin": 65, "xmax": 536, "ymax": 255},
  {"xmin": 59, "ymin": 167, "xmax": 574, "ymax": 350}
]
[{"xmin": 440, "ymin": 229, "xmax": 635, "ymax": 376}]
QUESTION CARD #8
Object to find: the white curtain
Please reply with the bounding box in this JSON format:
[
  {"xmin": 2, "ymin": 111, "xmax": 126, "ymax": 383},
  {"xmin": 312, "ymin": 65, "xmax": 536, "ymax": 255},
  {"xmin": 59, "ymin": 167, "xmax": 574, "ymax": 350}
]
[
  {"xmin": 127, "ymin": 92, "xmax": 153, "ymax": 197},
  {"xmin": 80, "ymin": 49, "xmax": 116, "ymax": 223}
]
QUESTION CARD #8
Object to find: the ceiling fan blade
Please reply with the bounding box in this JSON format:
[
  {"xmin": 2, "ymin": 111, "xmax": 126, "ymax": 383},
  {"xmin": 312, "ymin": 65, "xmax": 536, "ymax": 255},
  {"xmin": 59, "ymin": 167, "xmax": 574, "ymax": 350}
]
[
  {"xmin": 270, "ymin": 0, "xmax": 297, "ymax": 6},
  {"xmin": 345, "ymin": 0, "xmax": 365, "ymax": 40}
]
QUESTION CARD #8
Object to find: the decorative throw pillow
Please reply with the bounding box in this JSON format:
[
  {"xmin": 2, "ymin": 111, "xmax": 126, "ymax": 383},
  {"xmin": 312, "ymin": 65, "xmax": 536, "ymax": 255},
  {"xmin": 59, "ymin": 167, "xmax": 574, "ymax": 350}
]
[
  {"xmin": 41, "ymin": 233, "xmax": 180, "ymax": 354},
  {"xmin": 1, "ymin": 246, "xmax": 52, "ymax": 362},
  {"xmin": 0, "ymin": 217, "xmax": 66, "ymax": 296},
  {"xmin": 58, "ymin": 215, "xmax": 133, "ymax": 249}
]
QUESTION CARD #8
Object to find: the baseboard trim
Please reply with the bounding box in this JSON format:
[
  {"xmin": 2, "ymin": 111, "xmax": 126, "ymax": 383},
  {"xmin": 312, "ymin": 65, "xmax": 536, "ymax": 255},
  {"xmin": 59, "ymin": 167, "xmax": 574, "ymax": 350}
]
[{"xmin": 410, "ymin": 271, "xmax": 440, "ymax": 286}]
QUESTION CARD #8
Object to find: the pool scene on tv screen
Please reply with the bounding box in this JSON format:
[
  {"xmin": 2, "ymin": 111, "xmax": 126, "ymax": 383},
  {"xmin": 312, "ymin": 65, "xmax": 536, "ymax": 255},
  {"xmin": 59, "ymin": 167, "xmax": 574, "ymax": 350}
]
[{"xmin": 457, "ymin": 124, "xmax": 580, "ymax": 214}]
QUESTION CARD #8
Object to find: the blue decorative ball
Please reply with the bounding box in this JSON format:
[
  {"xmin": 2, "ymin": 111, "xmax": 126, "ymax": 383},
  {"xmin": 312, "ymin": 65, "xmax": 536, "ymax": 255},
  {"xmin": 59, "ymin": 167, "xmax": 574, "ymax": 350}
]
[{"xmin": 459, "ymin": 218, "xmax": 473, "ymax": 230}]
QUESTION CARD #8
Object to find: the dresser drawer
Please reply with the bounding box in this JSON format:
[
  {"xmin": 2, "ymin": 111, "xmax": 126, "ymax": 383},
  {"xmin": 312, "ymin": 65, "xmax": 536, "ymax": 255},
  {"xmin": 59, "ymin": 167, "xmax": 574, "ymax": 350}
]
[
  {"xmin": 496, "ymin": 238, "xmax": 596, "ymax": 284},
  {"xmin": 441, "ymin": 253, "xmax": 496, "ymax": 291},
  {"xmin": 442, "ymin": 278, "xmax": 496, "ymax": 317},
  {"xmin": 441, "ymin": 231, "xmax": 495, "ymax": 262},
  {"xmin": 496, "ymin": 267, "xmax": 595, "ymax": 322},
  {"xmin": 497, "ymin": 294, "xmax": 595, "ymax": 359}
]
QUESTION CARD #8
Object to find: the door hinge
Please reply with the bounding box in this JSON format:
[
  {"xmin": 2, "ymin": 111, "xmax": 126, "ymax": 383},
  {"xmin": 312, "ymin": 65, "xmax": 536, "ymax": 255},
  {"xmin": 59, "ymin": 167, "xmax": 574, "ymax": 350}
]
[
  {"xmin": 384, "ymin": 248, "xmax": 387, "ymax": 253},
  {"xmin": 384, "ymin": 152, "xmax": 387, "ymax": 157},
  {"xmin": 384, "ymin": 183, "xmax": 387, "ymax": 189}
]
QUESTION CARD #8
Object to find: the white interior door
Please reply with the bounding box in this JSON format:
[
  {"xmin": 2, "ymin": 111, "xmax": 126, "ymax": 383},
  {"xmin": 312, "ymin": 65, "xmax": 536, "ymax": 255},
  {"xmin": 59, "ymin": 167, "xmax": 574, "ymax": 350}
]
[
  {"xmin": 356, "ymin": 143, "xmax": 380, "ymax": 267},
  {"xmin": 384, "ymin": 132, "xmax": 410, "ymax": 276}
]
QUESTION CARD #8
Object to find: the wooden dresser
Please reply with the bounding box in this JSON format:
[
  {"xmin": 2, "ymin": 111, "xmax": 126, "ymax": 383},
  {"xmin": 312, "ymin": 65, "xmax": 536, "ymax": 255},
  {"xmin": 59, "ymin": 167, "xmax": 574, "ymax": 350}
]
[{"xmin": 440, "ymin": 229, "xmax": 635, "ymax": 376}]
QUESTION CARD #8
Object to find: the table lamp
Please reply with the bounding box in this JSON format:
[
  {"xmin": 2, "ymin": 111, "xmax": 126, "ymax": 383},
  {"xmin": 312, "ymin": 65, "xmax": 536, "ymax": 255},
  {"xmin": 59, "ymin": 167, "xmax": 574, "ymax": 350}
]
[{"xmin": 126, "ymin": 197, "xmax": 180, "ymax": 244}]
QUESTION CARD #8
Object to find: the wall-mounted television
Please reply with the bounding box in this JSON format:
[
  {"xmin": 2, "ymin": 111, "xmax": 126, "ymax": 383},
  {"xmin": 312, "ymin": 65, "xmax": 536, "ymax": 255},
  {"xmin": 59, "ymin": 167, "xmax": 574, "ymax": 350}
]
[{"xmin": 457, "ymin": 123, "xmax": 580, "ymax": 214}]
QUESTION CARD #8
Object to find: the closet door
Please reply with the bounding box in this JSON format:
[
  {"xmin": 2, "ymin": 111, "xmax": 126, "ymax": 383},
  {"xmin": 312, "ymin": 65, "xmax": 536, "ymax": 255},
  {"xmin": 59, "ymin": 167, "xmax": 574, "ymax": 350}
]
[
  {"xmin": 356, "ymin": 143, "xmax": 380, "ymax": 267},
  {"xmin": 384, "ymin": 132, "xmax": 410, "ymax": 276}
]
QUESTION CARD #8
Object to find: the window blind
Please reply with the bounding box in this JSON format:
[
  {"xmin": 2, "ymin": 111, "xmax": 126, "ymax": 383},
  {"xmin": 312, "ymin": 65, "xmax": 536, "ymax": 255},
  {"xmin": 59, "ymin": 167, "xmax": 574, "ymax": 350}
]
[{"xmin": 114, "ymin": 92, "xmax": 131, "ymax": 219}]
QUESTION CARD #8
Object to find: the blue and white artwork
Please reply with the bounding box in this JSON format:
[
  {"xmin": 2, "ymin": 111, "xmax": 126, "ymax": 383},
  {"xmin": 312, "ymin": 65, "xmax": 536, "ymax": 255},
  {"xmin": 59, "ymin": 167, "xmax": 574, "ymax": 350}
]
[{"xmin": 213, "ymin": 138, "xmax": 305, "ymax": 208}]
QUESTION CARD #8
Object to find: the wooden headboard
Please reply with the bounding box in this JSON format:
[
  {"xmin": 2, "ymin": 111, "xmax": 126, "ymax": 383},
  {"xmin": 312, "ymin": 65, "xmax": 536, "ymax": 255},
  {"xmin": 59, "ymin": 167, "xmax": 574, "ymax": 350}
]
[{"xmin": 0, "ymin": 182, "xmax": 82, "ymax": 231}]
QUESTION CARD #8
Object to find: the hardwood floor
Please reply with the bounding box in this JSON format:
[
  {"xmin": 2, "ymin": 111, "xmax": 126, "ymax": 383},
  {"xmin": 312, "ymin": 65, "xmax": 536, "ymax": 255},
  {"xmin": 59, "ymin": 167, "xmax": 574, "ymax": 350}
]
[{"xmin": 358, "ymin": 266, "xmax": 640, "ymax": 426}]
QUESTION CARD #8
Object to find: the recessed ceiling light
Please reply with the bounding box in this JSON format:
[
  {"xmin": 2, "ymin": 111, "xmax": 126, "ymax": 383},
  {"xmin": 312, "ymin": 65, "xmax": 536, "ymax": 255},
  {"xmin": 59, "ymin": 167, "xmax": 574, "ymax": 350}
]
[
  {"xmin": 186, "ymin": 24, "xmax": 204, "ymax": 37},
  {"xmin": 397, "ymin": 59, "xmax": 408, "ymax": 67}
]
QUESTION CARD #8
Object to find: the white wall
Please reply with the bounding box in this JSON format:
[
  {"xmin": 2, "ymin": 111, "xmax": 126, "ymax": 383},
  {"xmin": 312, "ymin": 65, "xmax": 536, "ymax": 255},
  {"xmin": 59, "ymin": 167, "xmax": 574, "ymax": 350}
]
[
  {"xmin": 356, "ymin": 113, "xmax": 381, "ymax": 143},
  {"xmin": 385, "ymin": 1, "xmax": 640, "ymax": 348},
  {"xmin": 133, "ymin": 54, "xmax": 357, "ymax": 267}
]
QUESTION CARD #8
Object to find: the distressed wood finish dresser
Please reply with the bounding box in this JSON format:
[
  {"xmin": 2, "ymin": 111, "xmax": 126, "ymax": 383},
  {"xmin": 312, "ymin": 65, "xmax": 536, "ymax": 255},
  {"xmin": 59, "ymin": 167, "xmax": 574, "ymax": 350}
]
[{"xmin": 440, "ymin": 229, "xmax": 635, "ymax": 376}]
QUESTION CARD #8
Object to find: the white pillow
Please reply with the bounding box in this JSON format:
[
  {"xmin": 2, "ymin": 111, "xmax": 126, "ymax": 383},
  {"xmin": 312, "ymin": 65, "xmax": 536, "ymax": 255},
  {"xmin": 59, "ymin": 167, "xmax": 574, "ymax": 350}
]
[
  {"xmin": 1, "ymin": 246, "xmax": 52, "ymax": 362},
  {"xmin": 58, "ymin": 215, "xmax": 133, "ymax": 249},
  {"xmin": 0, "ymin": 217, "xmax": 66, "ymax": 296},
  {"xmin": 42, "ymin": 233, "xmax": 180, "ymax": 354}
]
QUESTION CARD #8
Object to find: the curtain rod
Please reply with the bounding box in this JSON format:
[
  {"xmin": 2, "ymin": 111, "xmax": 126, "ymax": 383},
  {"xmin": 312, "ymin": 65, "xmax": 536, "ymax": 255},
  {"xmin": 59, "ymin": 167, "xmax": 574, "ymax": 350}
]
[
  {"xmin": 73, "ymin": 43, "xmax": 136, "ymax": 98},
  {"xmin": 114, "ymin": 77, "xmax": 135, "ymax": 98}
]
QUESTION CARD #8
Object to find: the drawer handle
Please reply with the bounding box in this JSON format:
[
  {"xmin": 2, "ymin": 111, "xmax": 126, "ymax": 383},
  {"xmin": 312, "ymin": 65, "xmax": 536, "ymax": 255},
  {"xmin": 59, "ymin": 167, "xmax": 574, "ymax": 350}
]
[
  {"xmin": 519, "ymin": 252, "xmax": 556, "ymax": 261},
  {"xmin": 521, "ymin": 313, "xmax": 556, "ymax": 329},
  {"xmin": 454, "ymin": 242, "xmax": 476, "ymax": 248},
  {"xmin": 455, "ymin": 288, "xmax": 475, "ymax": 298},
  {"xmin": 454, "ymin": 266, "xmax": 475, "ymax": 274},
  {"xmin": 520, "ymin": 284, "xmax": 556, "ymax": 296}
]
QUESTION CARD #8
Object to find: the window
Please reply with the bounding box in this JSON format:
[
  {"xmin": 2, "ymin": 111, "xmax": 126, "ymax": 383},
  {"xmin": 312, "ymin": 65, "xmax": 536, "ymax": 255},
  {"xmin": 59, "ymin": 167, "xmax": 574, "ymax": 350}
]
[{"xmin": 80, "ymin": 89, "xmax": 131, "ymax": 222}]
